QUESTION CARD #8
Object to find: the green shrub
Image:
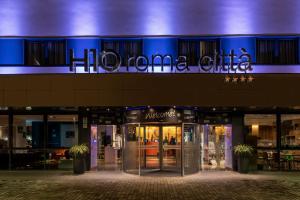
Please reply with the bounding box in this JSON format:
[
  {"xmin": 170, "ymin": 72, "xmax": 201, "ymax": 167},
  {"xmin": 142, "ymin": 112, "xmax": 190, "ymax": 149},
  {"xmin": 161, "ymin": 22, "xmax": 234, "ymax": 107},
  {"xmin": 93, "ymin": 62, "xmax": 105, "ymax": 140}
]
[
  {"xmin": 234, "ymin": 144, "xmax": 254, "ymax": 157},
  {"xmin": 69, "ymin": 144, "xmax": 89, "ymax": 159}
]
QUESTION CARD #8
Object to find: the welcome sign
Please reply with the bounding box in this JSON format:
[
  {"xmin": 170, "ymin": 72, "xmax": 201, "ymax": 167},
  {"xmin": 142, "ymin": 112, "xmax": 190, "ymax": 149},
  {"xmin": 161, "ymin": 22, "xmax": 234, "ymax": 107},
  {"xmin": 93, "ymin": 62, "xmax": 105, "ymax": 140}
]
[{"xmin": 69, "ymin": 48, "xmax": 252, "ymax": 74}]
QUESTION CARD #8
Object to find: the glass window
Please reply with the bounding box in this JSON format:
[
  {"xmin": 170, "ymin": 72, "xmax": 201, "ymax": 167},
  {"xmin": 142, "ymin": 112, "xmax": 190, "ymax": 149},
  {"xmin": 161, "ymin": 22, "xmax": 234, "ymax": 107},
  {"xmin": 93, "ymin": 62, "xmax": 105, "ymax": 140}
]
[
  {"xmin": 244, "ymin": 114, "xmax": 277, "ymax": 148},
  {"xmin": 0, "ymin": 115, "xmax": 9, "ymax": 149},
  {"xmin": 13, "ymin": 115, "xmax": 44, "ymax": 148},
  {"xmin": 256, "ymin": 39, "xmax": 276, "ymax": 64},
  {"xmin": 102, "ymin": 40, "xmax": 142, "ymax": 66},
  {"xmin": 46, "ymin": 115, "xmax": 78, "ymax": 170},
  {"xmin": 25, "ymin": 40, "xmax": 66, "ymax": 66},
  {"xmin": 202, "ymin": 125, "xmax": 231, "ymax": 170},
  {"xmin": 0, "ymin": 116, "xmax": 9, "ymax": 169},
  {"xmin": 281, "ymin": 115, "xmax": 300, "ymax": 147},
  {"xmin": 178, "ymin": 40, "xmax": 219, "ymax": 66},
  {"xmin": 178, "ymin": 39, "xmax": 200, "ymax": 66},
  {"xmin": 47, "ymin": 115, "xmax": 78, "ymax": 148},
  {"xmin": 257, "ymin": 149, "xmax": 278, "ymax": 170},
  {"xmin": 126, "ymin": 125, "xmax": 140, "ymax": 142},
  {"xmin": 256, "ymin": 39, "xmax": 298, "ymax": 64},
  {"xmin": 200, "ymin": 40, "xmax": 218, "ymax": 65},
  {"xmin": 278, "ymin": 40, "xmax": 298, "ymax": 64},
  {"xmin": 12, "ymin": 115, "xmax": 44, "ymax": 169},
  {"xmin": 280, "ymin": 150, "xmax": 300, "ymax": 171}
]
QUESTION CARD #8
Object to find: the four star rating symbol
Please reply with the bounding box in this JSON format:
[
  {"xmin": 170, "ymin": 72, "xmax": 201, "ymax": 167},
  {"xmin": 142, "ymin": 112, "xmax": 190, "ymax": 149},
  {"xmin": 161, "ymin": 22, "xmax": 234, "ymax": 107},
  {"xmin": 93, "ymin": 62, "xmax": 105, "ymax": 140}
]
[
  {"xmin": 224, "ymin": 75, "xmax": 254, "ymax": 83},
  {"xmin": 225, "ymin": 76, "xmax": 231, "ymax": 82},
  {"xmin": 240, "ymin": 75, "xmax": 246, "ymax": 82},
  {"xmin": 247, "ymin": 76, "xmax": 254, "ymax": 82},
  {"xmin": 232, "ymin": 76, "xmax": 239, "ymax": 83}
]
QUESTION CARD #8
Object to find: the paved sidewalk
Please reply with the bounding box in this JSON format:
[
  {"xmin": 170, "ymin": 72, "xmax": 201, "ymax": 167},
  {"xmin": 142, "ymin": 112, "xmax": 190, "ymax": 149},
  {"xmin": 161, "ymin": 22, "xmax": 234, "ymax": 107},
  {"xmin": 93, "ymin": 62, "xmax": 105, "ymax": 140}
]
[{"xmin": 0, "ymin": 171, "xmax": 299, "ymax": 200}]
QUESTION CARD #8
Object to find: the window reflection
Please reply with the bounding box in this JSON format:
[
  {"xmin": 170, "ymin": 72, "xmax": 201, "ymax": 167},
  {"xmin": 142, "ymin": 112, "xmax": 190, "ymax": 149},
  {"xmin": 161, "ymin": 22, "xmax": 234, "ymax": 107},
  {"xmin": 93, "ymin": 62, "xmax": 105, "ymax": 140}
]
[
  {"xmin": 281, "ymin": 115, "xmax": 300, "ymax": 147},
  {"xmin": 0, "ymin": 116, "xmax": 9, "ymax": 169},
  {"xmin": 257, "ymin": 149, "xmax": 278, "ymax": 170},
  {"xmin": 13, "ymin": 115, "xmax": 44, "ymax": 149},
  {"xmin": 280, "ymin": 150, "xmax": 300, "ymax": 171},
  {"xmin": 47, "ymin": 115, "xmax": 78, "ymax": 170},
  {"xmin": 245, "ymin": 114, "xmax": 277, "ymax": 148},
  {"xmin": 202, "ymin": 125, "xmax": 231, "ymax": 170},
  {"xmin": 0, "ymin": 116, "xmax": 9, "ymax": 149},
  {"xmin": 12, "ymin": 115, "xmax": 44, "ymax": 169},
  {"xmin": 163, "ymin": 126, "xmax": 181, "ymax": 145}
]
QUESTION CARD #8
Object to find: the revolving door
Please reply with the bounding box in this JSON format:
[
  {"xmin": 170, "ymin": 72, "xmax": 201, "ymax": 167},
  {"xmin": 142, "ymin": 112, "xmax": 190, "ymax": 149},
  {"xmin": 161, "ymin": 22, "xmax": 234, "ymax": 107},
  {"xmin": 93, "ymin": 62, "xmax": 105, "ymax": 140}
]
[{"xmin": 122, "ymin": 123, "xmax": 201, "ymax": 176}]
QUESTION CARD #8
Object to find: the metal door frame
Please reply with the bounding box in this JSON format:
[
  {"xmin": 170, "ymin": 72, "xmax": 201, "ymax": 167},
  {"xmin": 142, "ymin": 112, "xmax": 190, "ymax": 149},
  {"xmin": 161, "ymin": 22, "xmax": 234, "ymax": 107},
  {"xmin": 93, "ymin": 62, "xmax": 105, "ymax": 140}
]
[
  {"xmin": 161, "ymin": 125, "xmax": 182, "ymax": 172},
  {"xmin": 97, "ymin": 124, "xmax": 119, "ymax": 170},
  {"xmin": 181, "ymin": 123, "xmax": 201, "ymax": 176},
  {"xmin": 121, "ymin": 123, "xmax": 140, "ymax": 175},
  {"xmin": 123, "ymin": 123, "xmax": 194, "ymax": 176},
  {"xmin": 139, "ymin": 125, "xmax": 162, "ymax": 175},
  {"xmin": 199, "ymin": 123, "xmax": 232, "ymax": 171}
]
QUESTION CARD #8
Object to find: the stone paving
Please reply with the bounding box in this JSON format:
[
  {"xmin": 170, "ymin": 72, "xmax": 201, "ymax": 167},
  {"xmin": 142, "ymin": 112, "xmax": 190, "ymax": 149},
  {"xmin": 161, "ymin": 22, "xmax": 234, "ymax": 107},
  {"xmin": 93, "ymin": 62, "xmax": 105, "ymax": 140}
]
[{"xmin": 0, "ymin": 170, "xmax": 299, "ymax": 200}]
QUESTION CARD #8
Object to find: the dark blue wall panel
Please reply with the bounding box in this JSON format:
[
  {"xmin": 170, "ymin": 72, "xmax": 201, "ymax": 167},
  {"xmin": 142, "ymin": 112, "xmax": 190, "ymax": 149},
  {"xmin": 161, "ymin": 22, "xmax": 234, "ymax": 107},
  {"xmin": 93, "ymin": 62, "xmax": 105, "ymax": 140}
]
[
  {"xmin": 220, "ymin": 37, "xmax": 256, "ymax": 63},
  {"xmin": 298, "ymin": 38, "xmax": 300, "ymax": 64},
  {"xmin": 143, "ymin": 38, "xmax": 178, "ymax": 64},
  {"xmin": 0, "ymin": 39, "xmax": 24, "ymax": 65}
]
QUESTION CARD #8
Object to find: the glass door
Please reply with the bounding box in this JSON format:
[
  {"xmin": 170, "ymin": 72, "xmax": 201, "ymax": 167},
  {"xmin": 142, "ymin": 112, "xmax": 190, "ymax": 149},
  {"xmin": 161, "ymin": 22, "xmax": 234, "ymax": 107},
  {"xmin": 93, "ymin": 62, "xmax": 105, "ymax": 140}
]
[
  {"xmin": 97, "ymin": 125, "xmax": 120, "ymax": 170},
  {"xmin": 201, "ymin": 125, "xmax": 232, "ymax": 170},
  {"xmin": 182, "ymin": 123, "xmax": 201, "ymax": 175},
  {"xmin": 123, "ymin": 123, "xmax": 202, "ymax": 176},
  {"xmin": 122, "ymin": 123, "xmax": 140, "ymax": 175},
  {"xmin": 140, "ymin": 126, "xmax": 160, "ymax": 174},
  {"xmin": 162, "ymin": 126, "xmax": 182, "ymax": 173}
]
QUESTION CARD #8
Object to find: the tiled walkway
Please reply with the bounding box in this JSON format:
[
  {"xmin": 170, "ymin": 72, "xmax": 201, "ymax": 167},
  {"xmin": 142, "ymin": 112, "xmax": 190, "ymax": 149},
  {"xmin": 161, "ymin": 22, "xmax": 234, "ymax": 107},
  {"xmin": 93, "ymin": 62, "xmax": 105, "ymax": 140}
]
[{"xmin": 0, "ymin": 171, "xmax": 299, "ymax": 200}]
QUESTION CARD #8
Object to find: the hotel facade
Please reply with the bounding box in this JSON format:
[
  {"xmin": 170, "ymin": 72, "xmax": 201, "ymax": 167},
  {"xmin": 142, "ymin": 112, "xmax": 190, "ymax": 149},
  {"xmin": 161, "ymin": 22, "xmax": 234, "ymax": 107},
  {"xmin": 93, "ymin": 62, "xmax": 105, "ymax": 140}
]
[{"xmin": 0, "ymin": 0, "xmax": 300, "ymax": 175}]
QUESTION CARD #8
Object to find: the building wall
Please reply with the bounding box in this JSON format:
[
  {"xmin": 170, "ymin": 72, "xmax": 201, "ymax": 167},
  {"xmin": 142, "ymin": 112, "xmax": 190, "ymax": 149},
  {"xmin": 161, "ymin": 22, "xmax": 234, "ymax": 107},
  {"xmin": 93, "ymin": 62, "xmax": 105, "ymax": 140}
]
[
  {"xmin": 0, "ymin": 36, "xmax": 298, "ymax": 106},
  {"xmin": 1, "ymin": 0, "xmax": 300, "ymax": 36},
  {"xmin": 0, "ymin": 39, "xmax": 24, "ymax": 65},
  {"xmin": 0, "ymin": 73, "xmax": 299, "ymax": 107},
  {"xmin": 0, "ymin": 36, "xmax": 299, "ymax": 67}
]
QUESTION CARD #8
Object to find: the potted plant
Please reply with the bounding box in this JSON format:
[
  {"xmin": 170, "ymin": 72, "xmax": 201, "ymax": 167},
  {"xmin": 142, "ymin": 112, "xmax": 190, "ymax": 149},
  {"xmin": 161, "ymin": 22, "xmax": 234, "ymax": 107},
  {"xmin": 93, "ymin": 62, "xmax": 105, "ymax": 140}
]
[
  {"xmin": 234, "ymin": 144, "xmax": 254, "ymax": 173},
  {"xmin": 69, "ymin": 144, "xmax": 89, "ymax": 174}
]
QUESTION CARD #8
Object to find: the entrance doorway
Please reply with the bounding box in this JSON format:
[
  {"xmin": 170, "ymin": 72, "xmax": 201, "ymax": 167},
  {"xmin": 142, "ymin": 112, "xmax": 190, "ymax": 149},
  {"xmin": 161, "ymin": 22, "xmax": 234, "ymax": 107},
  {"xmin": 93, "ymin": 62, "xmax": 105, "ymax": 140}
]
[
  {"xmin": 201, "ymin": 125, "xmax": 232, "ymax": 170},
  {"xmin": 122, "ymin": 123, "xmax": 201, "ymax": 176},
  {"xmin": 90, "ymin": 125, "xmax": 121, "ymax": 171},
  {"xmin": 139, "ymin": 125, "xmax": 182, "ymax": 174}
]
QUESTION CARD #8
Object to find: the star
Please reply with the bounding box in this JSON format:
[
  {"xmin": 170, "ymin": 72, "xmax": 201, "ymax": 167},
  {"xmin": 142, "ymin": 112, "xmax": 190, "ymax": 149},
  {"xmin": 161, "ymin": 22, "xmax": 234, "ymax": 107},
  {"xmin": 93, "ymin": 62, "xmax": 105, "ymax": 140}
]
[
  {"xmin": 240, "ymin": 75, "xmax": 246, "ymax": 82},
  {"xmin": 247, "ymin": 75, "xmax": 254, "ymax": 82},
  {"xmin": 232, "ymin": 76, "xmax": 238, "ymax": 83},
  {"xmin": 224, "ymin": 75, "xmax": 231, "ymax": 82}
]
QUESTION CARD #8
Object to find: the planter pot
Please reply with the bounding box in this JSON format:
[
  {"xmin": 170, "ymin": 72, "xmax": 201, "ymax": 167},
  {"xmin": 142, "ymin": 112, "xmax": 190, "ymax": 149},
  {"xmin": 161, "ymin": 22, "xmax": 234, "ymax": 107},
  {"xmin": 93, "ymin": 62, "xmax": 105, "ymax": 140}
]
[
  {"xmin": 257, "ymin": 164, "xmax": 263, "ymax": 170},
  {"xmin": 237, "ymin": 156, "xmax": 250, "ymax": 173},
  {"xmin": 73, "ymin": 157, "xmax": 86, "ymax": 174}
]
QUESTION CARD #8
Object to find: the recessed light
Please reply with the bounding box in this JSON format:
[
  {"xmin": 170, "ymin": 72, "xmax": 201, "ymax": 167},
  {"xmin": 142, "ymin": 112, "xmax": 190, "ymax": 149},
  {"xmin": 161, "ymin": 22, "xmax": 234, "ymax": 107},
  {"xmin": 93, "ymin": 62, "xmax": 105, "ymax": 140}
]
[{"xmin": 25, "ymin": 106, "xmax": 32, "ymax": 111}]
